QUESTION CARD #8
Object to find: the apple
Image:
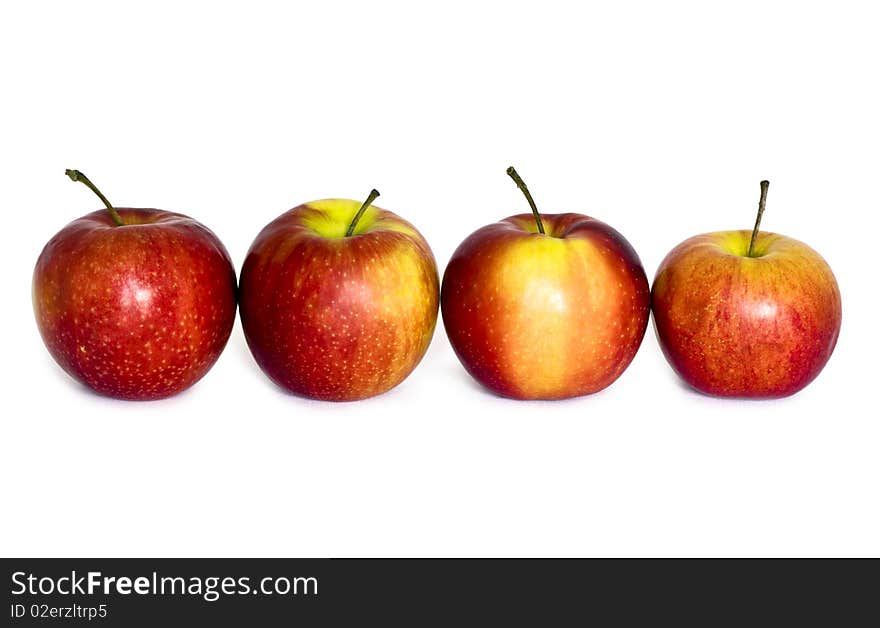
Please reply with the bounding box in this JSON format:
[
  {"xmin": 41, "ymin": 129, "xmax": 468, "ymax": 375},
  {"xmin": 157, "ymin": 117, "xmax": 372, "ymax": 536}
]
[
  {"xmin": 238, "ymin": 190, "xmax": 439, "ymax": 401},
  {"xmin": 441, "ymin": 167, "xmax": 650, "ymax": 400},
  {"xmin": 33, "ymin": 170, "xmax": 237, "ymax": 400},
  {"xmin": 651, "ymin": 181, "xmax": 842, "ymax": 398}
]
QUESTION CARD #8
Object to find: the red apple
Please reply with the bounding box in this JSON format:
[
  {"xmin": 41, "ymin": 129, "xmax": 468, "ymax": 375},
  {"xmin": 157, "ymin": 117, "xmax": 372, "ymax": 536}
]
[
  {"xmin": 32, "ymin": 170, "xmax": 237, "ymax": 400},
  {"xmin": 651, "ymin": 181, "xmax": 842, "ymax": 398},
  {"xmin": 238, "ymin": 190, "xmax": 439, "ymax": 401},
  {"xmin": 441, "ymin": 168, "xmax": 650, "ymax": 400}
]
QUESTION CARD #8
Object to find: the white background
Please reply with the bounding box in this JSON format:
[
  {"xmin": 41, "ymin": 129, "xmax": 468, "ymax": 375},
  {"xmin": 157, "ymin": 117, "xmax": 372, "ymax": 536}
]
[{"xmin": 1, "ymin": 1, "xmax": 877, "ymax": 557}]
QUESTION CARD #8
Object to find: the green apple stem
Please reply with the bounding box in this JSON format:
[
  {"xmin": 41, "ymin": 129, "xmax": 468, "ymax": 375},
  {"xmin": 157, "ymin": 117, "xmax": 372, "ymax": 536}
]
[
  {"xmin": 345, "ymin": 189, "xmax": 381, "ymax": 237},
  {"xmin": 65, "ymin": 169, "xmax": 124, "ymax": 226},
  {"xmin": 506, "ymin": 166, "xmax": 545, "ymax": 235},
  {"xmin": 747, "ymin": 180, "xmax": 770, "ymax": 257}
]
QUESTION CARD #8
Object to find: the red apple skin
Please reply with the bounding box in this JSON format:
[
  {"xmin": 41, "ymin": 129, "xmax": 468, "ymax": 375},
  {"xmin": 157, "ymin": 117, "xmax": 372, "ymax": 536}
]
[
  {"xmin": 651, "ymin": 230, "xmax": 842, "ymax": 398},
  {"xmin": 441, "ymin": 213, "xmax": 650, "ymax": 400},
  {"xmin": 238, "ymin": 199, "xmax": 439, "ymax": 401},
  {"xmin": 33, "ymin": 209, "xmax": 238, "ymax": 400}
]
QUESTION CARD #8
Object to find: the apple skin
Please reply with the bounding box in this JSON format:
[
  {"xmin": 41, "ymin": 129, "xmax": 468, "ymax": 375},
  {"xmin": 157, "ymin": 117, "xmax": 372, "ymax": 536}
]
[
  {"xmin": 238, "ymin": 199, "xmax": 439, "ymax": 401},
  {"xmin": 441, "ymin": 213, "xmax": 650, "ymax": 400},
  {"xmin": 33, "ymin": 208, "xmax": 238, "ymax": 400},
  {"xmin": 651, "ymin": 230, "xmax": 842, "ymax": 398}
]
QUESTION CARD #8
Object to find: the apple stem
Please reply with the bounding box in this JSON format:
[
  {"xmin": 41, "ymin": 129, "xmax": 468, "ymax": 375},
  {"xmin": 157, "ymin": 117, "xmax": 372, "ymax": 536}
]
[
  {"xmin": 506, "ymin": 166, "xmax": 545, "ymax": 235},
  {"xmin": 747, "ymin": 180, "xmax": 770, "ymax": 257},
  {"xmin": 345, "ymin": 189, "xmax": 380, "ymax": 237},
  {"xmin": 65, "ymin": 169, "xmax": 124, "ymax": 227}
]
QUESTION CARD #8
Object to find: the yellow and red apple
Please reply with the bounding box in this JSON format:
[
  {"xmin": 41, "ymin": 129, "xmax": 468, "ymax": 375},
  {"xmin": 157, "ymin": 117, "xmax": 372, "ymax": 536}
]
[
  {"xmin": 239, "ymin": 191, "xmax": 439, "ymax": 401},
  {"xmin": 651, "ymin": 181, "xmax": 842, "ymax": 398},
  {"xmin": 33, "ymin": 170, "xmax": 238, "ymax": 400},
  {"xmin": 441, "ymin": 168, "xmax": 650, "ymax": 399}
]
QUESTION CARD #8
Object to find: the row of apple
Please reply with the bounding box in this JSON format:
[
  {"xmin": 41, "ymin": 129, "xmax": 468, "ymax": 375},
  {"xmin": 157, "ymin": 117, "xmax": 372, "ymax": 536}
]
[{"xmin": 32, "ymin": 168, "xmax": 841, "ymax": 402}]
